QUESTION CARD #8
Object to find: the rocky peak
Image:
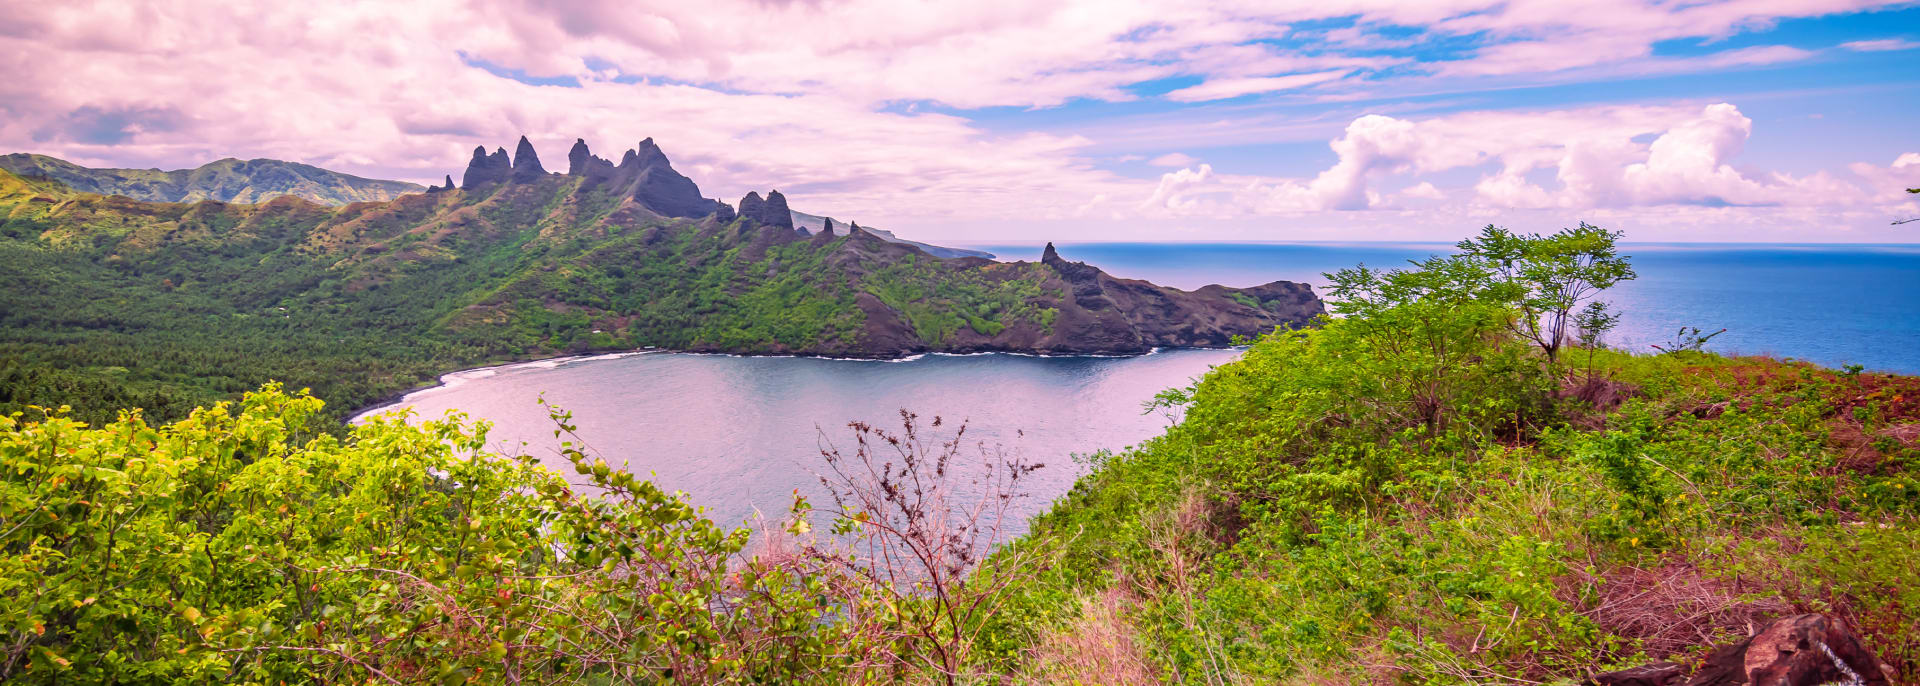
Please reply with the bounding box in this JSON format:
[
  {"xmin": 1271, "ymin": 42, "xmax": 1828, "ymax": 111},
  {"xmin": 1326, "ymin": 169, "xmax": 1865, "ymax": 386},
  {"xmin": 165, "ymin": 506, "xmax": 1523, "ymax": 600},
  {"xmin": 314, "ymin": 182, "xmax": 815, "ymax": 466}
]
[
  {"xmin": 738, "ymin": 191, "xmax": 765, "ymax": 222},
  {"xmin": 821, "ymin": 217, "xmax": 835, "ymax": 236},
  {"xmin": 457, "ymin": 134, "xmax": 722, "ymax": 217},
  {"xmin": 565, "ymin": 138, "xmax": 617, "ymax": 183},
  {"xmin": 635, "ymin": 137, "xmax": 668, "ymax": 168},
  {"xmin": 567, "ymin": 138, "xmax": 591, "ymax": 176},
  {"xmin": 511, "ymin": 136, "xmax": 546, "ymax": 182},
  {"xmin": 743, "ymin": 190, "xmax": 794, "ymax": 230},
  {"xmin": 427, "ymin": 174, "xmax": 455, "ymax": 193},
  {"xmin": 714, "ymin": 201, "xmax": 736, "ymax": 224},
  {"xmin": 1041, "ymin": 241, "xmax": 1100, "ymax": 282},
  {"xmin": 460, "ymin": 146, "xmax": 512, "ymax": 189}
]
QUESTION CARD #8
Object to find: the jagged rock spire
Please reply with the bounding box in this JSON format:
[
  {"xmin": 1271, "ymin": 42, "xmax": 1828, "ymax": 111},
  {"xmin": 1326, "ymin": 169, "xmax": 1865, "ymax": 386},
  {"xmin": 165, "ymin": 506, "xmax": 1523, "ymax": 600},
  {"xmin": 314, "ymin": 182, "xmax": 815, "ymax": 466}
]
[
  {"xmin": 458, "ymin": 135, "xmax": 724, "ymax": 218},
  {"xmin": 511, "ymin": 136, "xmax": 546, "ymax": 182},
  {"xmin": 821, "ymin": 217, "xmax": 835, "ymax": 235},
  {"xmin": 738, "ymin": 191, "xmax": 765, "ymax": 222},
  {"xmin": 635, "ymin": 137, "xmax": 667, "ymax": 168},
  {"xmin": 737, "ymin": 189, "xmax": 793, "ymax": 230},
  {"xmin": 461, "ymin": 146, "xmax": 511, "ymax": 189},
  {"xmin": 567, "ymin": 138, "xmax": 591, "ymax": 176},
  {"xmin": 1042, "ymin": 242, "xmax": 1059, "ymax": 262}
]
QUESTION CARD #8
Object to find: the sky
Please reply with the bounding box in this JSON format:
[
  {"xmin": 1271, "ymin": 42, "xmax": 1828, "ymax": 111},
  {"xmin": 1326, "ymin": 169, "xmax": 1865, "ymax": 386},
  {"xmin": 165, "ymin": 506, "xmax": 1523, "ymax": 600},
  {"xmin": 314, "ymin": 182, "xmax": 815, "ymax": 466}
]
[{"xmin": 3, "ymin": 0, "xmax": 1918, "ymax": 243}]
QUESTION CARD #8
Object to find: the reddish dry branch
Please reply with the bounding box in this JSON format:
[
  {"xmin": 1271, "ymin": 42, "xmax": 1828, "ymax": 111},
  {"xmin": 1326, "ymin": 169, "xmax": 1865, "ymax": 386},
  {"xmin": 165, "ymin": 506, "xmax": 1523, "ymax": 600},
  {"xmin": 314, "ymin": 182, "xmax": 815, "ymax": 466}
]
[{"xmin": 1558, "ymin": 561, "xmax": 1791, "ymax": 660}]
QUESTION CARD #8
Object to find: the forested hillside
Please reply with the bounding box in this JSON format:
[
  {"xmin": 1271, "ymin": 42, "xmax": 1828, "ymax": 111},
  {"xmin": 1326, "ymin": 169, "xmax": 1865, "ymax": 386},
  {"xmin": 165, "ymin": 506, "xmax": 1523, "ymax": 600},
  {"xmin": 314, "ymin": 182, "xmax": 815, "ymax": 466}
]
[{"xmin": 0, "ymin": 137, "xmax": 1319, "ymax": 426}]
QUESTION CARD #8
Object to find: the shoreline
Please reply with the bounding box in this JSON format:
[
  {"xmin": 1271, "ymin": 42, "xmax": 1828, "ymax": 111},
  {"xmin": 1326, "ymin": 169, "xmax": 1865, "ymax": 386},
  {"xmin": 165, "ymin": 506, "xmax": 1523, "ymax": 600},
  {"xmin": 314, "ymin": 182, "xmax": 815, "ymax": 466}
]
[{"xmin": 345, "ymin": 343, "xmax": 1246, "ymax": 423}]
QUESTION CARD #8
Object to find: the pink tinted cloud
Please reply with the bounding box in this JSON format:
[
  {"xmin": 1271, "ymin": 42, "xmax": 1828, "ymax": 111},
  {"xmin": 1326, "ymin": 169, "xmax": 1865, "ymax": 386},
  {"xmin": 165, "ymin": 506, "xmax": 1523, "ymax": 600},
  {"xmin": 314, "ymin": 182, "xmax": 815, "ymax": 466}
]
[
  {"xmin": 0, "ymin": 0, "xmax": 1915, "ymax": 242},
  {"xmin": 1140, "ymin": 103, "xmax": 1919, "ymax": 221}
]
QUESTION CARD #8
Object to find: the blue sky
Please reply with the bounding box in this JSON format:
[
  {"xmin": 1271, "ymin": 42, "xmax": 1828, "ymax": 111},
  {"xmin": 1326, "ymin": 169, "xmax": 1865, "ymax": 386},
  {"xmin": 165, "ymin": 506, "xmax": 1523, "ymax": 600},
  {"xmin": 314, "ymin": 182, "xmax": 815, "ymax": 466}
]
[{"xmin": 4, "ymin": 0, "xmax": 1918, "ymax": 242}]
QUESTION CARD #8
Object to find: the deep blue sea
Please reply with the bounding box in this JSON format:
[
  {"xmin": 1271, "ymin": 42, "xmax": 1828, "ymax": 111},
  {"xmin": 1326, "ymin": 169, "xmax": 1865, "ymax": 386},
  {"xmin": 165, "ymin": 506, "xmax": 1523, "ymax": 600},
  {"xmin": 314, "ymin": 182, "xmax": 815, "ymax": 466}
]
[
  {"xmin": 362, "ymin": 242, "xmax": 1920, "ymax": 529},
  {"xmin": 966, "ymin": 242, "xmax": 1920, "ymax": 374}
]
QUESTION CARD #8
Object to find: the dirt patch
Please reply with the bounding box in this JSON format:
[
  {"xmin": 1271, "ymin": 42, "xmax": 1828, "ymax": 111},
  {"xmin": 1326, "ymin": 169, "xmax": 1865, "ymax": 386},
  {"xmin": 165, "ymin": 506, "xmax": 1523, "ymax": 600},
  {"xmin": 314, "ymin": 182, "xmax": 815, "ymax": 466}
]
[{"xmin": 1557, "ymin": 374, "xmax": 1642, "ymax": 430}]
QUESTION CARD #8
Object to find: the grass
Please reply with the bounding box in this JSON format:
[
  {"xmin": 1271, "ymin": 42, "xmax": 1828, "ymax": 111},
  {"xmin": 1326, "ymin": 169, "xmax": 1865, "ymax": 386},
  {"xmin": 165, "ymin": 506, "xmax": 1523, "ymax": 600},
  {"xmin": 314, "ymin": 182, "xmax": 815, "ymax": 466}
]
[{"xmin": 978, "ymin": 337, "xmax": 1920, "ymax": 683}]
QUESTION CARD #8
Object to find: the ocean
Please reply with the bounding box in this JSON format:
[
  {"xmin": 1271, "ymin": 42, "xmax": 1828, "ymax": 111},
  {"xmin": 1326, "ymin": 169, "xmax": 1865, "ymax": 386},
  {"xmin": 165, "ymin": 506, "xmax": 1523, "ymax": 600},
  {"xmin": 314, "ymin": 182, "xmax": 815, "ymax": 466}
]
[{"xmin": 966, "ymin": 242, "xmax": 1920, "ymax": 374}]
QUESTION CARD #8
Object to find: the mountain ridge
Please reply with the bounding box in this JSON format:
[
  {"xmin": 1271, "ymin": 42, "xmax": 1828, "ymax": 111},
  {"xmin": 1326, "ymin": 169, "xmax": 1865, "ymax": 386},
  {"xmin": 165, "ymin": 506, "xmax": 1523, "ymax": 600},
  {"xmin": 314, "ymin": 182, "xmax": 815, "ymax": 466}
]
[
  {"xmin": 0, "ymin": 153, "xmax": 424, "ymax": 205},
  {"xmin": 0, "ymin": 136, "xmax": 1323, "ymax": 422}
]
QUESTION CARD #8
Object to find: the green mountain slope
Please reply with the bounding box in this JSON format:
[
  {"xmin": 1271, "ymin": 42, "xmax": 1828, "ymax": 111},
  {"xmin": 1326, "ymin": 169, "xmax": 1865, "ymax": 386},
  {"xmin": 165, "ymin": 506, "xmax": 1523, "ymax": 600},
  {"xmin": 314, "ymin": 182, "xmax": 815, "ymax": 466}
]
[
  {"xmin": 982, "ymin": 248, "xmax": 1919, "ymax": 683},
  {"xmin": 0, "ymin": 153, "xmax": 423, "ymax": 205},
  {"xmin": 0, "ymin": 137, "xmax": 1321, "ymax": 425}
]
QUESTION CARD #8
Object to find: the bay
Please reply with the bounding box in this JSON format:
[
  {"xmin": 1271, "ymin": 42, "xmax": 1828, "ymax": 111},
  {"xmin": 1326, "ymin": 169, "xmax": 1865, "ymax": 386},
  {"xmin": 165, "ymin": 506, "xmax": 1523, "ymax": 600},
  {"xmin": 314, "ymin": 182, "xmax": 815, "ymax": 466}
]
[
  {"xmin": 364, "ymin": 241, "xmax": 1920, "ymax": 533},
  {"xmin": 361, "ymin": 348, "xmax": 1239, "ymax": 534}
]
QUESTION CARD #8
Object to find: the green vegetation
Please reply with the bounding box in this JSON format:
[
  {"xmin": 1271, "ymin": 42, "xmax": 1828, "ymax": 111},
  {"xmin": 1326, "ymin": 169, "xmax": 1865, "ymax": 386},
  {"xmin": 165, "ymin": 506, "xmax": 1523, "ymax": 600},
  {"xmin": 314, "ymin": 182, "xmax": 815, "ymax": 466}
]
[
  {"xmin": 0, "ymin": 153, "xmax": 423, "ymax": 205},
  {"xmin": 1, "ymin": 385, "xmax": 1057, "ymax": 683},
  {"xmin": 0, "ymin": 170, "xmax": 1073, "ymax": 427},
  {"xmin": 6, "ymin": 177, "xmax": 1912, "ymax": 683},
  {"xmin": 988, "ymin": 226, "xmax": 1919, "ymax": 683},
  {"xmin": 863, "ymin": 254, "xmax": 1057, "ymax": 345},
  {"xmin": 7, "ymin": 221, "xmax": 1912, "ymax": 680}
]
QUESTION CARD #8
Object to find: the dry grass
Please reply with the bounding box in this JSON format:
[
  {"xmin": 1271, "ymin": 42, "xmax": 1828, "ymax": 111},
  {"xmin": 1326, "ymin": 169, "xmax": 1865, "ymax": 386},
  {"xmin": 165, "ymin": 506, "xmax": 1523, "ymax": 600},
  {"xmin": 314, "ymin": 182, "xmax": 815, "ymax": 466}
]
[
  {"xmin": 1022, "ymin": 587, "xmax": 1161, "ymax": 685},
  {"xmin": 1560, "ymin": 559, "xmax": 1790, "ymax": 660}
]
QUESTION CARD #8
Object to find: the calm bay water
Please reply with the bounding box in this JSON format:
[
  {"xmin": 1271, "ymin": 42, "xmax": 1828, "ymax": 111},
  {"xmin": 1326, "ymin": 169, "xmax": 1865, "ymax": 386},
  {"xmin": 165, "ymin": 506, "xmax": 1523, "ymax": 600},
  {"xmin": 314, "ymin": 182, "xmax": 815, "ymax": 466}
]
[
  {"xmin": 364, "ymin": 242, "xmax": 1920, "ymax": 528},
  {"xmin": 361, "ymin": 348, "xmax": 1240, "ymax": 532}
]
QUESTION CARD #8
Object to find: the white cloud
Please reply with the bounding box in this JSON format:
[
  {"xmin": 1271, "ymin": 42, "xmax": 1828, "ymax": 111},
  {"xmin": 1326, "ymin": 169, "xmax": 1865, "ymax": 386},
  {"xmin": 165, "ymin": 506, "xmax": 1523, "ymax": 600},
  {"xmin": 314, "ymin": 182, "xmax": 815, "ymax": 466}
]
[
  {"xmin": 1840, "ymin": 38, "xmax": 1920, "ymax": 51},
  {"xmin": 1401, "ymin": 181, "xmax": 1445, "ymax": 199},
  {"xmin": 1142, "ymin": 164, "xmax": 1217, "ymax": 211},
  {"xmin": 1148, "ymin": 152, "xmax": 1199, "ymax": 167},
  {"xmin": 1, "ymin": 1, "xmax": 1915, "ymax": 242},
  {"xmin": 1163, "ymin": 70, "xmax": 1352, "ymax": 102},
  {"xmin": 1136, "ymin": 103, "xmax": 1907, "ymax": 220}
]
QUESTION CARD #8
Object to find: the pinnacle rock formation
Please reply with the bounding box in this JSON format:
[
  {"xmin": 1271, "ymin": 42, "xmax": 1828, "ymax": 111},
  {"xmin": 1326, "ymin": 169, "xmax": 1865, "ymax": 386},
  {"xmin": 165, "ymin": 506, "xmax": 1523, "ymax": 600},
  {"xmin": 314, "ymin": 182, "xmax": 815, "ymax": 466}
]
[
  {"xmin": 737, "ymin": 189, "xmax": 793, "ymax": 230},
  {"xmin": 511, "ymin": 136, "xmax": 546, "ymax": 182},
  {"xmin": 457, "ymin": 136, "xmax": 723, "ymax": 219},
  {"xmin": 621, "ymin": 138, "xmax": 716, "ymax": 218},
  {"xmin": 460, "ymin": 146, "xmax": 512, "ymax": 189},
  {"xmin": 567, "ymin": 138, "xmax": 592, "ymax": 176}
]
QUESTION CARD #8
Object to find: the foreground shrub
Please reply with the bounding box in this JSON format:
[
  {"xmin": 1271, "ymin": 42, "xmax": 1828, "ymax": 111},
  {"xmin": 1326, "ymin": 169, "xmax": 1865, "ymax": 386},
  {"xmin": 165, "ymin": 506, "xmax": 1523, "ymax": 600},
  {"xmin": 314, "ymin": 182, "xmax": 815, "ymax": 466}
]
[{"xmin": 0, "ymin": 385, "xmax": 1043, "ymax": 684}]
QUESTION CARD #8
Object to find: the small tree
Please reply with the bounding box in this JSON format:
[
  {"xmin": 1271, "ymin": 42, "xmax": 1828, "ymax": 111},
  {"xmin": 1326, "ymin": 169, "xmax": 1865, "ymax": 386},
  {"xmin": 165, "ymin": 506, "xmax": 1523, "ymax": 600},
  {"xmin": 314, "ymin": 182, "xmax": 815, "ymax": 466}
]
[
  {"xmin": 1457, "ymin": 222, "xmax": 1636, "ymax": 363},
  {"xmin": 798, "ymin": 410, "xmax": 1052, "ymax": 684},
  {"xmin": 1572, "ymin": 300, "xmax": 1620, "ymax": 378}
]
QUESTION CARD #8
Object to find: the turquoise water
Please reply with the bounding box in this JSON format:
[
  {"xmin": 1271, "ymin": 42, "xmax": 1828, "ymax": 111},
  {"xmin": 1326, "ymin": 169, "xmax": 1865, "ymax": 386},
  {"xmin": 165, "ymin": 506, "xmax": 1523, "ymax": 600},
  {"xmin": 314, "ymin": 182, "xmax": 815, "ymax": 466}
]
[{"xmin": 968, "ymin": 242, "xmax": 1920, "ymax": 374}]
